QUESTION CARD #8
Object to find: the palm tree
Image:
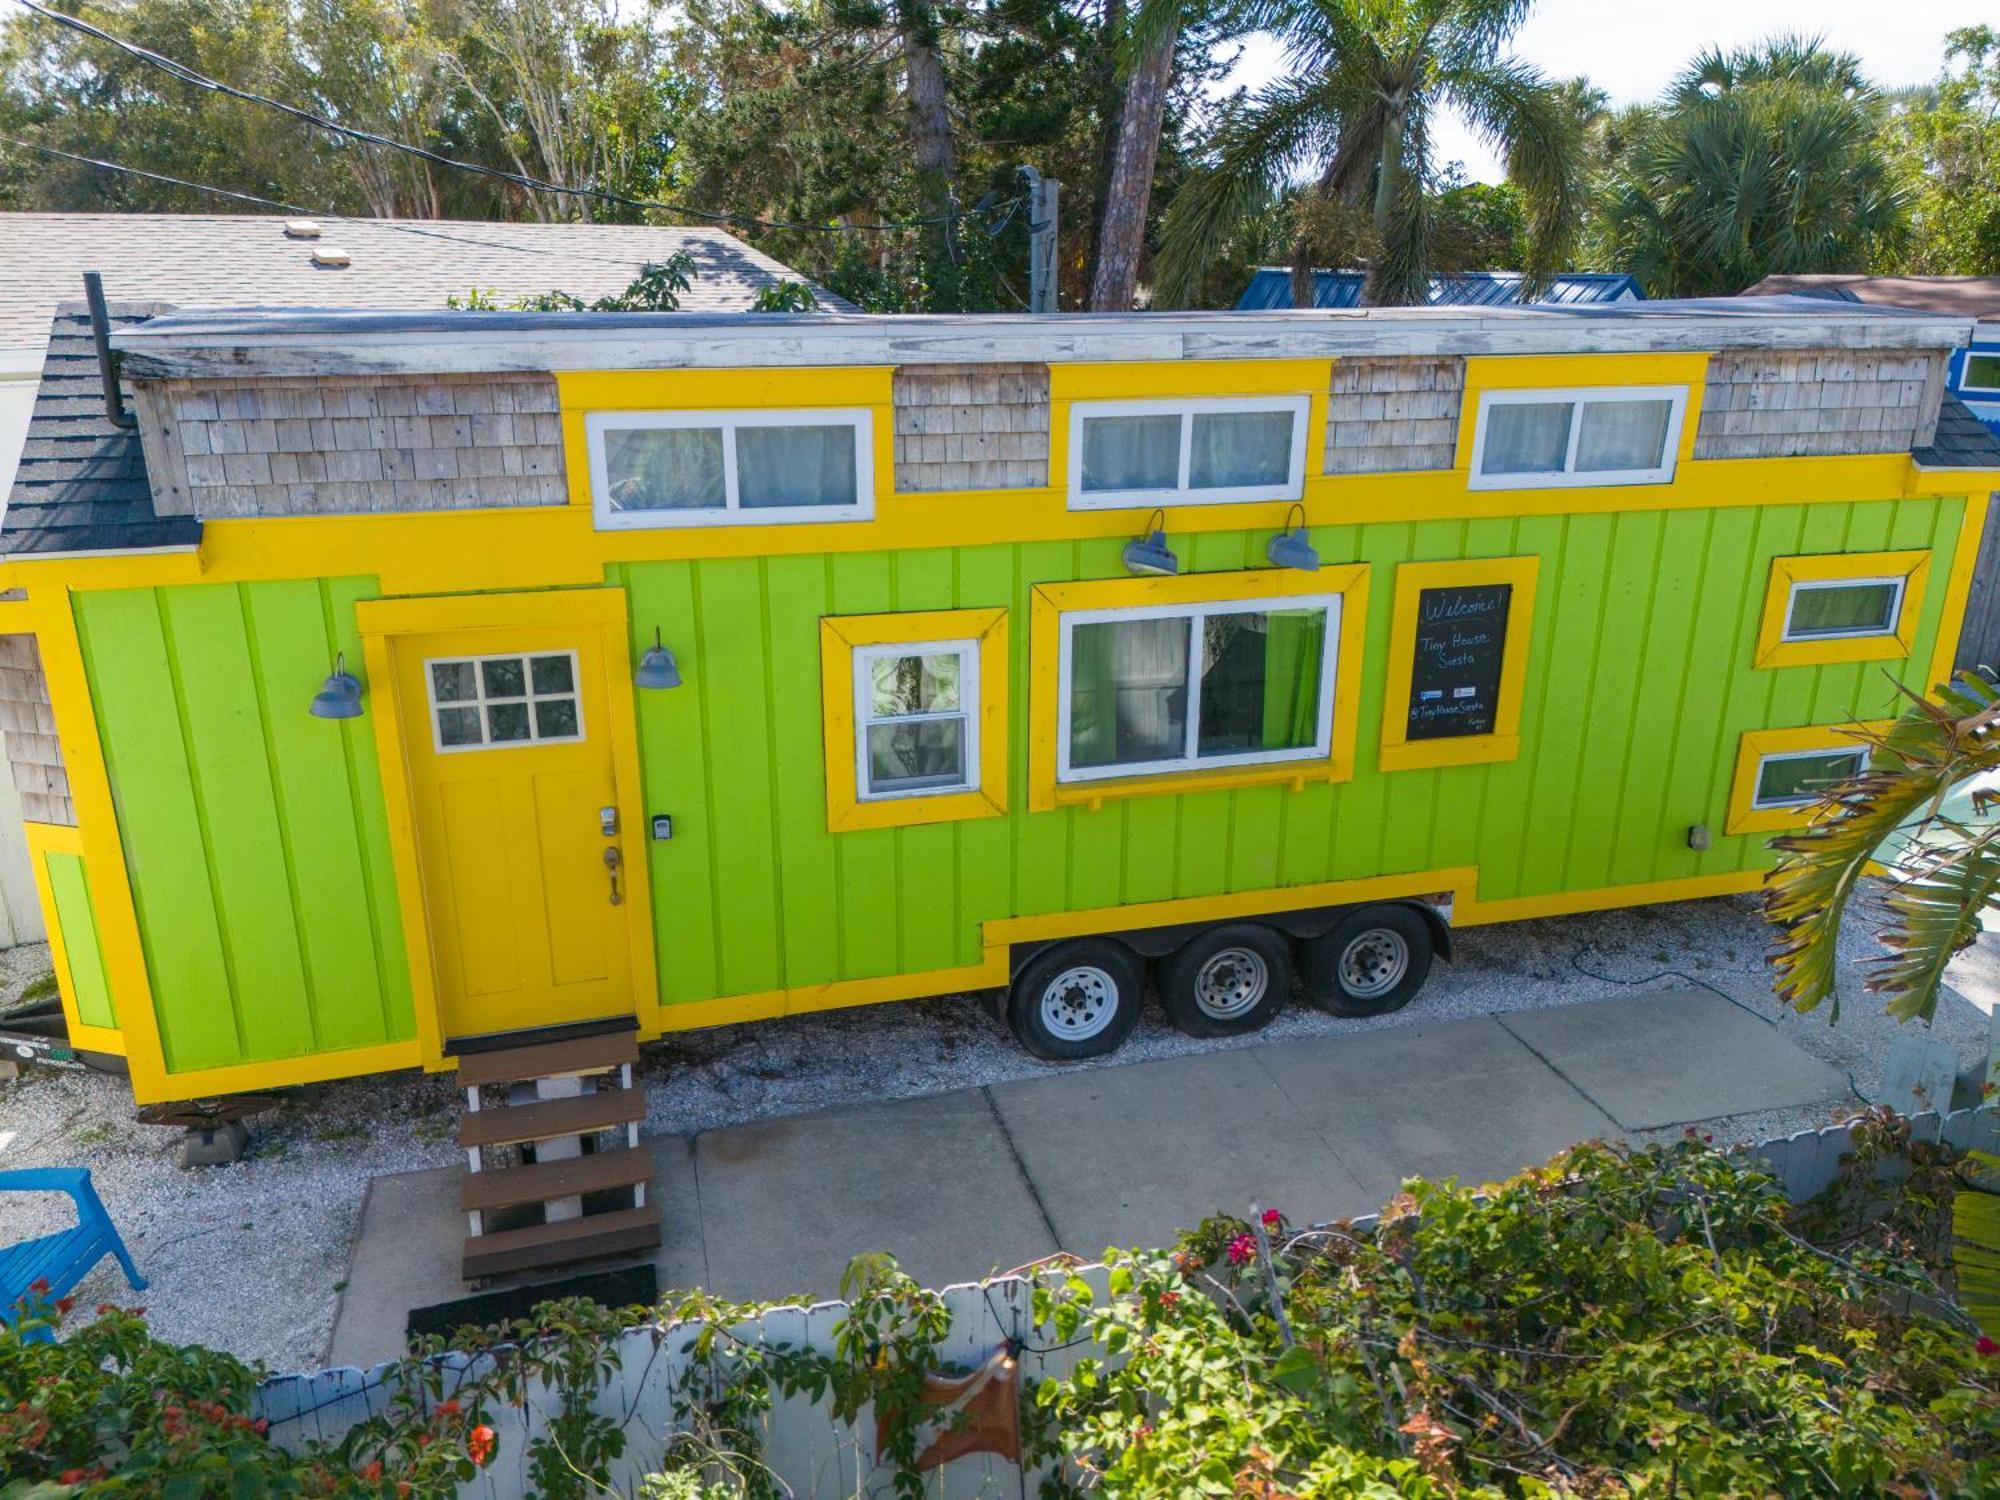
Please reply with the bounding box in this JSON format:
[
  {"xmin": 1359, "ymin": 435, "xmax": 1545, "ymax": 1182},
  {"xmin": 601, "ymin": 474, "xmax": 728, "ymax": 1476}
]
[
  {"xmin": 1152, "ymin": 0, "xmax": 1587, "ymax": 309},
  {"xmin": 1597, "ymin": 36, "xmax": 1908, "ymax": 298}
]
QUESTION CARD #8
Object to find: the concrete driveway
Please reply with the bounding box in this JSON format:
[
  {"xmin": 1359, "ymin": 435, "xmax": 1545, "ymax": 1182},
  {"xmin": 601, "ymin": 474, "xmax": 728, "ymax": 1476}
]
[{"xmin": 328, "ymin": 986, "xmax": 1849, "ymax": 1368}]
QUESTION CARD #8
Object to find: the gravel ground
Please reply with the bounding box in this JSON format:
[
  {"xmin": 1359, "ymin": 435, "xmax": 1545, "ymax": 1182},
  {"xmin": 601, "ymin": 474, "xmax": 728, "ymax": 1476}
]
[{"xmin": 1, "ymin": 886, "xmax": 1993, "ymax": 1373}]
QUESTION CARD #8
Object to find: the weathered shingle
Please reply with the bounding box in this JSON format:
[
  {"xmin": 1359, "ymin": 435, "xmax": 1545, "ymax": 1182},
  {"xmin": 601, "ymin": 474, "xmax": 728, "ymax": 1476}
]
[
  {"xmin": 1914, "ymin": 394, "xmax": 2000, "ymax": 469},
  {"xmin": 3, "ymin": 306, "xmax": 200, "ymax": 557}
]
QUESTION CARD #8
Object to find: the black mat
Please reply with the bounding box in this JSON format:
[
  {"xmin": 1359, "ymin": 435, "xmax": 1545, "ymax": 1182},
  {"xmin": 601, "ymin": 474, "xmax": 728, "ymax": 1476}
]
[{"xmin": 405, "ymin": 1263, "xmax": 659, "ymax": 1347}]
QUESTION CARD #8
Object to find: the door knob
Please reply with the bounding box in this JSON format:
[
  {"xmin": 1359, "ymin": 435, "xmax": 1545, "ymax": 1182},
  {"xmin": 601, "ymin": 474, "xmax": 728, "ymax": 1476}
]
[{"xmin": 603, "ymin": 844, "xmax": 623, "ymax": 906}]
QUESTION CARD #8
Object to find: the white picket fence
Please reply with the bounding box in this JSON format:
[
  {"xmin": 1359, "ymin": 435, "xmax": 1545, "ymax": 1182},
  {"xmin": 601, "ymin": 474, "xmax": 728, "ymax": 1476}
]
[{"xmin": 254, "ymin": 1106, "xmax": 2000, "ymax": 1498}]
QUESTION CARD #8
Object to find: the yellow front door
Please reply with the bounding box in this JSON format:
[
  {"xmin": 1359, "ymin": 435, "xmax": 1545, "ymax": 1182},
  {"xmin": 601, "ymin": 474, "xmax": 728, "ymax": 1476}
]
[{"xmin": 393, "ymin": 622, "xmax": 636, "ymax": 1042}]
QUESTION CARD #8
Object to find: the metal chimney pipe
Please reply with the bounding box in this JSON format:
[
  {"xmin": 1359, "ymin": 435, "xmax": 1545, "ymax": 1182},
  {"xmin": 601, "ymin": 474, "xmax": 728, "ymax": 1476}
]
[{"xmin": 82, "ymin": 271, "xmax": 137, "ymax": 430}]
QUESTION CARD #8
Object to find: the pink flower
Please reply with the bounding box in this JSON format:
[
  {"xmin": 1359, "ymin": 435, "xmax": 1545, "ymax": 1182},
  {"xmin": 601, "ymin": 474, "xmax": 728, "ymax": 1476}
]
[
  {"xmin": 1978, "ymin": 1335, "xmax": 2000, "ymax": 1357},
  {"xmin": 1260, "ymin": 1208, "xmax": 1281, "ymax": 1229},
  {"xmin": 1226, "ymin": 1233, "xmax": 1257, "ymax": 1265}
]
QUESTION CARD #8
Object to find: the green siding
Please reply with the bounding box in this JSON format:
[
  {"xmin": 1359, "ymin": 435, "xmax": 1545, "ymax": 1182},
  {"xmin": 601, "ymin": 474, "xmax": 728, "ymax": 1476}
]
[
  {"xmin": 46, "ymin": 851, "xmax": 114, "ymax": 1030},
  {"xmin": 77, "ymin": 578, "xmax": 413, "ymax": 1074}
]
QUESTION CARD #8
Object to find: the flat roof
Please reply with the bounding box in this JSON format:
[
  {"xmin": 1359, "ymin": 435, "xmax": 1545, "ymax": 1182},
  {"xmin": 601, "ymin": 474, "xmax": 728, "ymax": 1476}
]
[{"xmin": 111, "ymin": 296, "xmax": 1979, "ymax": 382}]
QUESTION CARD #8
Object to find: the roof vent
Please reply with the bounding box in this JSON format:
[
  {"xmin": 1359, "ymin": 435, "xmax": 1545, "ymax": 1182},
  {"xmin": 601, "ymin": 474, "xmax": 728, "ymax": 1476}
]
[
  {"xmin": 310, "ymin": 245, "xmax": 352, "ymax": 269},
  {"xmin": 283, "ymin": 218, "xmax": 322, "ymax": 239}
]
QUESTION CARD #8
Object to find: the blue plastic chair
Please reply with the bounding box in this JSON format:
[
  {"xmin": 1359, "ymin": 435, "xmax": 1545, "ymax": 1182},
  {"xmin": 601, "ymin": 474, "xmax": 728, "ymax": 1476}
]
[{"xmin": 0, "ymin": 1168, "xmax": 147, "ymax": 1342}]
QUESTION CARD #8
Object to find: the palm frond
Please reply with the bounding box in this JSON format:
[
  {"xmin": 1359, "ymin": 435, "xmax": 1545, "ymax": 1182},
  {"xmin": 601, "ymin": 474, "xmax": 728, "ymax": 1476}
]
[{"xmin": 1439, "ymin": 54, "xmax": 1586, "ymax": 292}]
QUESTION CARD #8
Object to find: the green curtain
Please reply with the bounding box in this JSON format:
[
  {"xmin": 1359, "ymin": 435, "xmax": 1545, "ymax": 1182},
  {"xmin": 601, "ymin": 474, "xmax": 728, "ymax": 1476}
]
[{"xmin": 1260, "ymin": 609, "xmax": 1326, "ymax": 750}]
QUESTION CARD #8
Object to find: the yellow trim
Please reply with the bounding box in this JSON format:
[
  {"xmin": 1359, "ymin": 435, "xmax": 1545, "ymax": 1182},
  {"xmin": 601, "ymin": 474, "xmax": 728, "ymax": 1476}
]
[
  {"xmin": 1753, "ymin": 550, "xmax": 1930, "ymax": 668},
  {"xmin": 819, "ymin": 607, "xmax": 1008, "ymax": 832},
  {"xmin": 1377, "ymin": 555, "xmax": 1540, "ymax": 771},
  {"xmin": 356, "ymin": 587, "xmax": 661, "ymax": 1065},
  {"xmin": 1724, "ymin": 722, "xmax": 1888, "ymax": 835},
  {"xmin": 1026, "ymin": 563, "xmax": 1369, "ymax": 813},
  {"xmin": 25, "ymin": 820, "xmax": 124, "ymax": 1057},
  {"xmin": 1454, "ymin": 353, "xmax": 1710, "ymax": 472},
  {"xmin": 1451, "ymin": 868, "xmax": 1769, "ymax": 926},
  {"xmin": 1928, "ymin": 491, "xmax": 1990, "ymax": 692}
]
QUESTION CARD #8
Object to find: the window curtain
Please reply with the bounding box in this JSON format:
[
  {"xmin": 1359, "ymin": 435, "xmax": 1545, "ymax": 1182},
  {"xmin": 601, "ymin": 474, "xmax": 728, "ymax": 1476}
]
[
  {"xmin": 1188, "ymin": 411, "xmax": 1293, "ymax": 489},
  {"xmin": 605, "ymin": 427, "xmax": 725, "ymax": 510},
  {"xmin": 736, "ymin": 424, "xmax": 857, "ymax": 508},
  {"xmin": 1068, "ymin": 617, "xmax": 1188, "ymax": 768},
  {"xmin": 1080, "ymin": 414, "xmax": 1180, "ymax": 492},
  {"xmin": 1260, "ymin": 610, "xmax": 1325, "ymax": 750},
  {"xmin": 1574, "ymin": 399, "xmax": 1670, "ymax": 472},
  {"xmin": 1481, "ymin": 402, "xmax": 1572, "ymax": 475},
  {"xmin": 1194, "ymin": 610, "xmax": 1325, "ymax": 757}
]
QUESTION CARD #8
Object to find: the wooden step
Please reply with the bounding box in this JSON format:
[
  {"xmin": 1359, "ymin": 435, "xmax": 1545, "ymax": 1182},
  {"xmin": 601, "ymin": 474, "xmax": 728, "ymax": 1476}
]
[
  {"xmin": 462, "ymin": 1145, "xmax": 652, "ymax": 1213},
  {"xmin": 456, "ymin": 1030, "xmax": 639, "ymax": 1089},
  {"xmin": 460, "ymin": 1087, "xmax": 646, "ymax": 1151},
  {"xmin": 462, "ymin": 1205, "xmax": 661, "ymax": 1280}
]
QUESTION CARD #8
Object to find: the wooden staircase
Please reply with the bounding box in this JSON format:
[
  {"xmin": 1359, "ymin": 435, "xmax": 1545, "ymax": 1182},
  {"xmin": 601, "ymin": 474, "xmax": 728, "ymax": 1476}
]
[{"xmin": 457, "ymin": 1029, "xmax": 660, "ymax": 1281}]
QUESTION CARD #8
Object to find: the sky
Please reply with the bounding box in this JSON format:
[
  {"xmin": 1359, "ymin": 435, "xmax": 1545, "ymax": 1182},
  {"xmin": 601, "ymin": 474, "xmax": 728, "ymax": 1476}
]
[{"xmin": 1222, "ymin": 0, "xmax": 1991, "ymax": 184}]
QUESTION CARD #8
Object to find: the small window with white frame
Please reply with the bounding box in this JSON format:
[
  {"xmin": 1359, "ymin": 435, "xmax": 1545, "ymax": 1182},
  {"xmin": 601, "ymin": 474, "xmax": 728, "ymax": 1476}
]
[
  {"xmin": 1067, "ymin": 395, "xmax": 1310, "ymax": 509},
  {"xmin": 586, "ymin": 409, "xmax": 874, "ymax": 528},
  {"xmin": 1962, "ymin": 352, "xmax": 2000, "ymax": 396},
  {"xmin": 1057, "ymin": 595, "xmax": 1338, "ymax": 783},
  {"xmin": 1469, "ymin": 386, "xmax": 1686, "ymax": 489},
  {"xmin": 1751, "ymin": 745, "xmax": 1867, "ymax": 810},
  {"xmin": 427, "ymin": 651, "xmax": 583, "ymax": 751},
  {"xmin": 1782, "ymin": 575, "xmax": 1906, "ymax": 643},
  {"xmin": 853, "ymin": 640, "xmax": 979, "ymax": 800}
]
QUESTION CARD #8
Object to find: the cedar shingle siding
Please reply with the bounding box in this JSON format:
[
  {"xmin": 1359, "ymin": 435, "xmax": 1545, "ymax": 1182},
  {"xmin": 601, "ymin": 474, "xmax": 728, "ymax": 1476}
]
[
  {"xmin": 1324, "ymin": 357, "xmax": 1464, "ymax": 474},
  {"xmin": 1692, "ymin": 350, "xmax": 1949, "ymax": 459},
  {"xmin": 145, "ymin": 374, "xmax": 568, "ymax": 516},
  {"xmin": 0, "ymin": 634, "xmax": 71, "ymax": 826},
  {"xmin": 893, "ymin": 364, "xmax": 1050, "ymax": 492}
]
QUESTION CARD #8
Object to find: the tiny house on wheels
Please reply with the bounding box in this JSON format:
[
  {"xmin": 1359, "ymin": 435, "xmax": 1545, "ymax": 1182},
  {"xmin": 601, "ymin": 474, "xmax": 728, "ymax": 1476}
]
[{"xmin": 7, "ymin": 297, "xmax": 1999, "ymax": 1116}]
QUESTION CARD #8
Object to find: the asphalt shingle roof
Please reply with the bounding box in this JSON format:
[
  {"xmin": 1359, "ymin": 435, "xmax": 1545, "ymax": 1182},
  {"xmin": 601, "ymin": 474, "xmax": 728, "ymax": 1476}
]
[
  {"xmin": 3, "ymin": 304, "xmax": 201, "ymax": 557},
  {"xmin": 1741, "ymin": 274, "xmax": 2000, "ymax": 319},
  {"xmin": 0, "ymin": 213, "xmax": 843, "ymax": 349},
  {"xmin": 1914, "ymin": 393, "xmax": 2000, "ymax": 469}
]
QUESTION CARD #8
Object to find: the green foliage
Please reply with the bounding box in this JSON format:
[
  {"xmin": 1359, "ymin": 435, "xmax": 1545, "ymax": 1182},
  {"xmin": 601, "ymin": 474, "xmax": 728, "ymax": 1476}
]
[
  {"xmin": 1878, "ymin": 26, "xmax": 2000, "ymax": 274},
  {"xmin": 447, "ymin": 251, "xmax": 696, "ymax": 312},
  {"xmin": 748, "ymin": 280, "xmax": 819, "ymax": 313}
]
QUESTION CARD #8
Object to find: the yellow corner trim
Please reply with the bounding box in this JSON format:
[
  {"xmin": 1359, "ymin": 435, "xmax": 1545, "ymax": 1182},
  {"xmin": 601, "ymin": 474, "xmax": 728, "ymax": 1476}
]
[
  {"xmin": 1377, "ymin": 555, "xmax": 1540, "ymax": 772},
  {"xmin": 1930, "ymin": 492, "xmax": 1990, "ymax": 692},
  {"xmin": 1724, "ymin": 721, "xmax": 1888, "ymax": 836},
  {"xmin": 1027, "ymin": 563, "xmax": 1369, "ymax": 813},
  {"xmin": 1753, "ymin": 550, "xmax": 1930, "ymax": 668},
  {"xmin": 819, "ymin": 607, "xmax": 1009, "ymax": 832}
]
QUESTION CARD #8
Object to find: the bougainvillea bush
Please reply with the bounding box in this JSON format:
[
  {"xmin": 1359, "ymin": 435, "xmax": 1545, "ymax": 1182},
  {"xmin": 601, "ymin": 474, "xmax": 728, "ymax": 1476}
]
[{"xmin": 3, "ymin": 1125, "xmax": 1997, "ymax": 1497}]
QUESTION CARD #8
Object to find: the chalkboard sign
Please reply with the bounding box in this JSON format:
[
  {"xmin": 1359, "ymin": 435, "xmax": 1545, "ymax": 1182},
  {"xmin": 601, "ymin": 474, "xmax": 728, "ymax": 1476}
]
[{"xmin": 1405, "ymin": 583, "xmax": 1512, "ymax": 741}]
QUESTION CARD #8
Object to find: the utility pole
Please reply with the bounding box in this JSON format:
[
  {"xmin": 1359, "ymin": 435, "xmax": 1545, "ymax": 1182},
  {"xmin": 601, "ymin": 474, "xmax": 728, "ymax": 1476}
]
[{"xmin": 1020, "ymin": 166, "xmax": 1060, "ymax": 314}]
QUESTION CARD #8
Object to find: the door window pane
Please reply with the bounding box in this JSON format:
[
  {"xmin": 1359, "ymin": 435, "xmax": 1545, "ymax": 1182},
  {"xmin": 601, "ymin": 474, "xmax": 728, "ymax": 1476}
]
[
  {"xmin": 486, "ymin": 702, "xmax": 530, "ymax": 742},
  {"xmin": 1574, "ymin": 399, "xmax": 1671, "ymax": 472},
  {"xmin": 866, "ymin": 719, "xmax": 966, "ymax": 793},
  {"xmin": 1755, "ymin": 750, "xmax": 1865, "ymax": 807},
  {"xmin": 1189, "ymin": 410, "xmax": 1293, "ymax": 489},
  {"xmin": 1787, "ymin": 581, "xmax": 1899, "ymax": 638},
  {"xmin": 534, "ymin": 698, "xmax": 579, "ymax": 738},
  {"xmin": 603, "ymin": 426, "xmax": 726, "ymax": 512},
  {"xmin": 1080, "ymin": 414, "xmax": 1180, "ymax": 493},
  {"xmin": 436, "ymin": 706, "xmax": 482, "ymax": 747},
  {"xmin": 427, "ymin": 652, "xmax": 583, "ymax": 751},
  {"xmin": 481, "ymin": 658, "xmax": 525, "ymax": 698},
  {"xmin": 1481, "ymin": 402, "xmax": 1573, "ymax": 475},
  {"xmin": 531, "ymin": 654, "xmax": 575, "ymax": 694},
  {"xmin": 1066, "ymin": 616, "xmax": 1191, "ymax": 769},
  {"xmin": 735, "ymin": 424, "xmax": 857, "ymax": 508},
  {"xmin": 431, "ymin": 661, "xmax": 477, "ymax": 703},
  {"xmin": 1195, "ymin": 609, "xmax": 1326, "ymax": 757}
]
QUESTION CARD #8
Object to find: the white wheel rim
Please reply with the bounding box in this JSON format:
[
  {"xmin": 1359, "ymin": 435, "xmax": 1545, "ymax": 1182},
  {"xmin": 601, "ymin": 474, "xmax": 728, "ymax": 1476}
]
[
  {"xmin": 1040, "ymin": 965, "xmax": 1118, "ymax": 1040},
  {"xmin": 1192, "ymin": 947, "xmax": 1269, "ymax": 1020},
  {"xmin": 1339, "ymin": 929, "xmax": 1409, "ymax": 1000}
]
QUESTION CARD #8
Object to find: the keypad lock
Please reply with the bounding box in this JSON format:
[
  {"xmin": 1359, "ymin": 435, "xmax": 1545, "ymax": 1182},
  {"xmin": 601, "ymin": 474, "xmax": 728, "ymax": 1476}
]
[{"xmin": 599, "ymin": 806, "xmax": 619, "ymax": 837}]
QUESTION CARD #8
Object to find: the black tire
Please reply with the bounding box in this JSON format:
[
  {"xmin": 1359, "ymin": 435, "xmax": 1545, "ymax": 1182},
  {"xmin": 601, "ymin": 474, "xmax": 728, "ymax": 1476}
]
[
  {"xmin": 1158, "ymin": 924, "xmax": 1294, "ymax": 1038},
  {"xmin": 1301, "ymin": 904, "xmax": 1433, "ymax": 1017},
  {"xmin": 1006, "ymin": 939, "xmax": 1146, "ymax": 1061}
]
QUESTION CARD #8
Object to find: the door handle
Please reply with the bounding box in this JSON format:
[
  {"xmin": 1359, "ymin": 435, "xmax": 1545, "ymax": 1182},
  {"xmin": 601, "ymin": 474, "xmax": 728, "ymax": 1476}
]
[{"xmin": 603, "ymin": 844, "xmax": 623, "ymax": 906}]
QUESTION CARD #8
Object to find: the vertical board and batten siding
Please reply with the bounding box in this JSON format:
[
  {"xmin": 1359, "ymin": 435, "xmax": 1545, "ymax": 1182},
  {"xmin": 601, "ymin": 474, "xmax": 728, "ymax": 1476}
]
[
  {"xmin": 74, "ymin": 578, "xmax": 414, "ymax": 1073},
  {"xmin": 614, "ymin": 495, "xmax": 1964, "ymax": 1013}
]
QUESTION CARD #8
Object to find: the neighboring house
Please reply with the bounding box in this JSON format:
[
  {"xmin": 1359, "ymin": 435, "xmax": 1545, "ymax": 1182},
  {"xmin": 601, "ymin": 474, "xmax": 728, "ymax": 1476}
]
[
  {"xmin": 1237, "ymin": 268, "xmax": 1643, "ymax": 310},
  {"xmin": 4, "ymin": 293, "xmax": 1998, "ymax": 1269},
  {"xmin": 0, "ymin": 212, "xmax": 836, "ymax": 949}
]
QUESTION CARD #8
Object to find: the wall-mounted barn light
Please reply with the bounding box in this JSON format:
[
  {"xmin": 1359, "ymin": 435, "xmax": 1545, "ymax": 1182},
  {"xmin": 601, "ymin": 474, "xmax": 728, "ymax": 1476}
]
[
  {"xmin": 1120, "ymin": 509, "xmax": 1179, "ymax": 577},
  {"xmin": 1265, "ymin": 504, "xmax": 1320, "ymax": 572},
  {"xmin": 634, "ymin": 627, "xmax": 683, "ymax": 690},
  {"xmin": 309, "ymin": 653, "xmax": 364, "ymax": 720}
]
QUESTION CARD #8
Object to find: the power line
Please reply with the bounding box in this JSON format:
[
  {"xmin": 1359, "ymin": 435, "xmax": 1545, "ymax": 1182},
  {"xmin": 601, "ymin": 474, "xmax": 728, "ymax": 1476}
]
[
  {"xmin": 3, "ymin": 0, "xmax": 1020, "ymax": 237},
  {"xmin": 0, "ymin": 134, "xmax": 312, "ymax": 214}
]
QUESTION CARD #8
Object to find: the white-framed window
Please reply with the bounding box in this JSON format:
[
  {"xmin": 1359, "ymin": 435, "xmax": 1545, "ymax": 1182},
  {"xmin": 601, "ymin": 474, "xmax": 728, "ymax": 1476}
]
[
  {"xmin": 586, "ymin": 409, "xmax": 874, "ymax": 528},
  {"xmin": 1066, "ymin": 395, "xmax": 1311, "ymax": 509},
  {"xmin": 1056, "ymin": 595, "xmax": 1339, "ymax": 783},
  {"xmin": 1468, "ymin": 385, "xmax": 1686, "ymax": 489},
  {"xmin": 1751, "ymin": 746, "xmax": 1868, "ymax": 810},
  {"xmin": 853, "ymin": 639, "xmax": 979, "ymax": 800},
  {"xmin": 1962, "ymin": 352, "xmax": 2000, "ymax": 396},
  {"xmin": 427, "ymin": 651, "xmax": 583, "ymax": 752},
  {"xmin": 1781, "ymin": 575, "xmax": 1907, "ymax": 642}
]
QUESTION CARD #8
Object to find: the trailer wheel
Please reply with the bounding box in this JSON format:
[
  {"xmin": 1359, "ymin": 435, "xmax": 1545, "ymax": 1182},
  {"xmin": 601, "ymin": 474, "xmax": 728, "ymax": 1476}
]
[
  {"xmin": 1158, "ymin": 924, "xmax": 1293, "ymax": 1038},
  {"xmin": 1302, "ymin": 904, "xmax": 1432, "ymax": 1017},
  {"xmin": 1007, "ymin": 939, "xmax": 1145, "ymax": 1061}
]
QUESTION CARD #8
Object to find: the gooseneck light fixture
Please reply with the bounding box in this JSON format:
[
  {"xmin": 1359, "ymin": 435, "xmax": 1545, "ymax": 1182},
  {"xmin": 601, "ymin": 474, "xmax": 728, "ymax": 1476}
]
[
  {"xmin": 1120, "ymin": 508, "xmax": 1180, "ymax": 577},
  {"xmin": 309, "ymin": 653, "xmax": 364, "ymax": 720},
  {"xmin": 634, "ymin": 626, "xmax": 683, "ymax": 690},
  {"xmin": 1266, "ymin": 504, "xmax": 1320, "ymax": 572}
]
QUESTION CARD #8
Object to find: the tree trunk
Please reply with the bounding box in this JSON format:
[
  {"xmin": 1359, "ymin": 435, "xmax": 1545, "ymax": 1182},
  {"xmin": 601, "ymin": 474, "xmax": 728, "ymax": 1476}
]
[
  {"xmin": 1360, "ymin": 105, "xmax": 1406, "ymax": 306},
  {"xmin": 1088, "ymin": 18, "xmax": 1176, "ymax": 311},
  {"xmin": 1084, "ymin": 0, "xmax": 1128, "ymax": 298},
  {"xmin": 896, "ymin": 0, "xmax": 958, "ymax": 262}
]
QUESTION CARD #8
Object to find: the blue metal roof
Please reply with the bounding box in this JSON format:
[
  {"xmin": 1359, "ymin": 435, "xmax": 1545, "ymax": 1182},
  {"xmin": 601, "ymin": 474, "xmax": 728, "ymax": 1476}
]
[{"xmin": 1236, "ymin": 268, "xmax": 1644, "ymax": 311}]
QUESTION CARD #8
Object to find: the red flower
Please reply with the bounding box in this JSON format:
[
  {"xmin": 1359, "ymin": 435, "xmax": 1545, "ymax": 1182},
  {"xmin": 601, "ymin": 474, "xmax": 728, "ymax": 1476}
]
[
  {"xmin": 53, "ymin": 1297, "xmax": 74, "ymax": 1316},
  {"xmin": 467, "ymin": 1423, "xmax": 496, "ymax": 1467},
  {"xmin": 57, "ymin": 1470, "xmax": 86, "ymax": 1485},
  {"xmin": 436, "ymin": 1398, "xmax": 460, "ymax": 1417},
  {"xmin": 1226, "ymin": 1233, "xmax": 1257, "ymax": 1265},
  {"xmin": 1260, "ymin": 1208, "xmax": 1281, "ymax": 1228},
  {"xmin": 26, "ymin": 1278, "xmax": 49, "ymax": 1295},
  {"xmin": 1159, "ymin": 1290, "xmax": 1180, "ymax": 1310},
  {"xmin": 1978, "ymin": 1335, "xmax": 2000, "ymax": 1357},
  {"xmin": 253, "ymin": 1417, "xmax": 269, "ymax": 1436},
  {"xmin": 360, "ymin": 1460, "xmax": 383, "ymax": 1481}
]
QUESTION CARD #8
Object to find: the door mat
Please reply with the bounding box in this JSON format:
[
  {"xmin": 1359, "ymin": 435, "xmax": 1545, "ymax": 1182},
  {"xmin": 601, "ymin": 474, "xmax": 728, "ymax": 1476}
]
[{"xmin": 405, "ymin": 1263, "xmax": 660, "ymax": 1348}]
